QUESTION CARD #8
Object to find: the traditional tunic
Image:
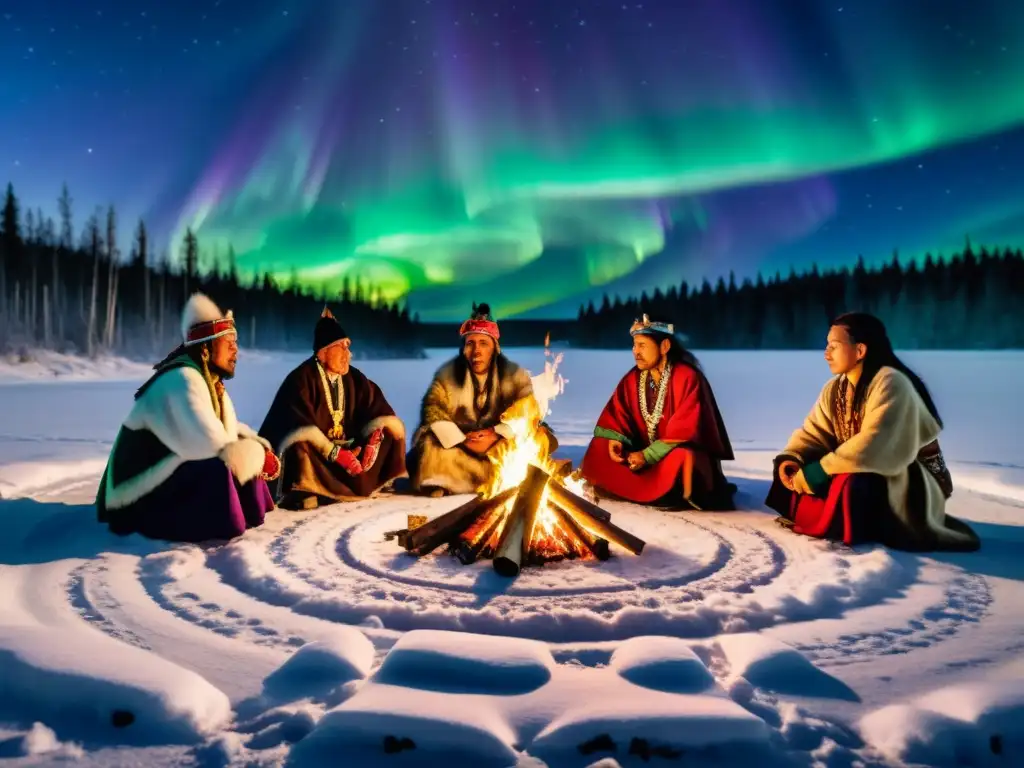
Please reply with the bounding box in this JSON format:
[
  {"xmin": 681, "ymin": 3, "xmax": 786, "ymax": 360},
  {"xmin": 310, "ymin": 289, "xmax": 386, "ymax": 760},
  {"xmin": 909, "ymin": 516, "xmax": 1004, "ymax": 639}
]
[
  {"xmin": 580, "ymin": 363, "xmax": 735, "ymax": 508},
  {"xmin": 95, "ymin": 354, "xmax": 273, "ymax": 542},
  {"xmin": 407, "ymin": 355, "xmax": 544, "ymax": 494},
  {"xmin": 258, "ymin": 357, "xmax": 406, "ymax": 501},
  {"xmin": 765, "ymin": 366, "xmax": 980, "ymax": 551}
]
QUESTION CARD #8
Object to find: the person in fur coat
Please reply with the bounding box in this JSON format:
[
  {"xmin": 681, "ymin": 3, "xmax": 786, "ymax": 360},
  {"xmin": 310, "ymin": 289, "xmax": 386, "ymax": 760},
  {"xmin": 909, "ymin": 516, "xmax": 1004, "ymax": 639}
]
[
  {"xmin": 765, "ymin": 312, "xmax": 980, "ymax": 552},
  {"xmin": 95, "ymin": 293, "xmax": 278, "ymax": 542},
  {"xmin": 258, "ymin": 308, "xmax": 407, "ymax": 510},
  {"xmin": 407, "ymin": 302, "xmax": 555, "ymax": 497}
]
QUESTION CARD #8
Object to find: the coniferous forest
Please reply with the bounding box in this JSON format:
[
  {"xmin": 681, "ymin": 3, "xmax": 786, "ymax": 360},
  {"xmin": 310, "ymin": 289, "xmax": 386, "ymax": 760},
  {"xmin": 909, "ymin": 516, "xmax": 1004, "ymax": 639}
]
[
  {"xmin": 573, "ymin": 244, "xmax": 1024, "ymax": 350},
  {"xmin": 0, "ymin": 183, "xmax": 425, "ymax": 360},
  {"xmin": 3, "ymin": 181, "xmax": 1023, "ymax": 357}
]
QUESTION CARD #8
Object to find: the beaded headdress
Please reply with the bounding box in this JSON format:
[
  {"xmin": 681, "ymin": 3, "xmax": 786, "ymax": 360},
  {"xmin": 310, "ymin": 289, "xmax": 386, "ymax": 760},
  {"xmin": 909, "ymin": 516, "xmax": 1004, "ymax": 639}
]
[
  {"xmin": 182, "ymin": 293, "xmax": 236, "ymax": 347},
  {"xmin": 459, "ymin": 302, "xmax": 500, "ymax": 341},
  {"xmin": 629, "ymin": 314, "xmax": 674, "ymax": 338}
]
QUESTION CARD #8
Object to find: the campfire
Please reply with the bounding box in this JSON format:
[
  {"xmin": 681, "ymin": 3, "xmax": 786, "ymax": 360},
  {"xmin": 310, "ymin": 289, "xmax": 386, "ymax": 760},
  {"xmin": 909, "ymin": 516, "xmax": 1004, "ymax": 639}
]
[{"xmin": 393, "ymin": 339, "xmax": 646, "ymax": 578}]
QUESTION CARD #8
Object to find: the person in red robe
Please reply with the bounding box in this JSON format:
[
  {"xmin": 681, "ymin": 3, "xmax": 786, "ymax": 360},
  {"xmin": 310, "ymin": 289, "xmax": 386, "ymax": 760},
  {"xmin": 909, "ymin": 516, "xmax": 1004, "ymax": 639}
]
[{"xmin": 580, "ymin": 315, "xmax": 736, "ymax": 510}]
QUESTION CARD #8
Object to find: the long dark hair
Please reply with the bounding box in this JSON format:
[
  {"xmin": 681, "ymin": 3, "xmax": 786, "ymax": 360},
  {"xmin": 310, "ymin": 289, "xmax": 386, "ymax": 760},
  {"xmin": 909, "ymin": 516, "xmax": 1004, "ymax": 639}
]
[
  {"xmin": 453, "ymin": 300, "xmax": 509, "ymax": 382},
  {"xmin": 645, "ymin": 331, "xmax": 703, "ymax": 373},
  {"xmin": 153, "ymin": 342, "xmax": 204, "ymax": 371},
  {"xmin": 832, "ymin": 312, "xmax": 942, "ymax": 427},
  {"xmin": 452, "ymin": 346, "xmax": 510, "ymax": 381}
]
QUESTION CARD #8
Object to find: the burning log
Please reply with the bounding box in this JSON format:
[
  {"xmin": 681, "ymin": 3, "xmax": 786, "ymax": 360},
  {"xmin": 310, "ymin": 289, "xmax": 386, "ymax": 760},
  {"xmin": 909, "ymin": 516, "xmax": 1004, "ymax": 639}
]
[
  {"xmin": 519, "ymin": 464, "xmax": 554, "ymax": 561},
  {"xmin": 453, "ymin": 499, "xmax": 509, "ymax": 565},
  {"xmin": 494, "ymin": 464, "xmax": 551, "ymax": 578},
  {"xmin": 406, "ymin": 487, "xmax": 517, "ymax": 556},
  {"xmin": 547, "ymin": 482, "xmax": 611, "ymax": 523},
  {"xmin": 550, "ymin": 503, "xmax": 610, "ymax": 561},
  {"xmin": 548, "ymin": 483, "xmax": 646, "ymax": 556}
]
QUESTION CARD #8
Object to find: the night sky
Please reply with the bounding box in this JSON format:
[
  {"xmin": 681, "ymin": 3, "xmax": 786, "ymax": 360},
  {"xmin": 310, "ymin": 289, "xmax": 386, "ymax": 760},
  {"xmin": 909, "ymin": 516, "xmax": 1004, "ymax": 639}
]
[{"xmin": 3, "ymin": 0, "xmax": 1023, "ymax": 320}]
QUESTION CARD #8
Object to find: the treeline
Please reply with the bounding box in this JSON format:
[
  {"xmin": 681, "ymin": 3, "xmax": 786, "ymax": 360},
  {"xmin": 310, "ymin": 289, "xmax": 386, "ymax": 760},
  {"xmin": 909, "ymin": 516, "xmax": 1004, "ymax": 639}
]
[
  {"xmin": 0, "ymin": 183, "xmax": 425, "ymax": 360},
  {"xmin": 575, "ymin": 244, "xmax": 1024, "ymax": 349}
]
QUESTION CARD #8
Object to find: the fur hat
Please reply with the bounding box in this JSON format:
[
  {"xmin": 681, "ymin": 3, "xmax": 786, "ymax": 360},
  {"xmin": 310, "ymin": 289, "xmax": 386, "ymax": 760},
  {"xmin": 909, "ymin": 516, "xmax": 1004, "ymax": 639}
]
[
  {"xmin": 182, "ymin": 293, "xmax": 235, "ymax": 346},
  {"xmin": 459, "ymin": 302, "xmax": 500, "ymax": 341},
  {"xmin": 314, "ymin": 306, "xmax": 348, "ymax": 353}
]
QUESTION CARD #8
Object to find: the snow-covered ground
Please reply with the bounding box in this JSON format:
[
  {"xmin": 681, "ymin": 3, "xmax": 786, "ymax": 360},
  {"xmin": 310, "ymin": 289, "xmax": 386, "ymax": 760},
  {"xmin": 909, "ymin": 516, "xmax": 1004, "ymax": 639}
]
[
  {"xmin": 0, "ymin": 349, "xmax": 154, "ymax": 385},
  {"xmin": 0, "ymin": 348, "xmax": 1021, "ymax": 767}
]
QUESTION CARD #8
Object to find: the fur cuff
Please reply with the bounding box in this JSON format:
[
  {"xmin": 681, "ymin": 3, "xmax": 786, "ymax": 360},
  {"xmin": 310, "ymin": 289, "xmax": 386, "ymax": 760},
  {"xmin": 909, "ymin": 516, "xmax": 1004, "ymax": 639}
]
[
  {"xmin": 361, "ymin": 415, "xmax": 406, "ymax": 442},
  {"xmin": 278, "ymin": 425, "xmax": 335, "ymax": 459},
  {"xmin": 430, "ymin": 420, "xmax": 466, "ymax": 450},
  {"xmin": 219, "ymin": 438, "xmax": 266, "ymax": 484},
  {"xmin": 238, "ymin": 422, "xmax": 272, "ymax": 451}
]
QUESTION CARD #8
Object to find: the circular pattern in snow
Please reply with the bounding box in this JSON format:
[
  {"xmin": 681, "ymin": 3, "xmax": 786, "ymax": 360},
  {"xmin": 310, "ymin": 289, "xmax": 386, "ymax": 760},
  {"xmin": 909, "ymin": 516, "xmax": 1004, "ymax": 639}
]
[
  {"xmin": 65, "ymin": 493, "xmax": 991, "ymax": 655},
  {"xmin": 191, "ymin": 496, "xmax": 931, "ymax": 644}
]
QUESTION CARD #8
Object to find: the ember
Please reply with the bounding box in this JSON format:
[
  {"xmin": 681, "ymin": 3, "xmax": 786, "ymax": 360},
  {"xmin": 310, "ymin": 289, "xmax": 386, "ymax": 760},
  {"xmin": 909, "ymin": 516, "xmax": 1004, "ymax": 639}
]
[{"xmin": 395, "ymin": 337, "xmax": 645, "ymax": 577}]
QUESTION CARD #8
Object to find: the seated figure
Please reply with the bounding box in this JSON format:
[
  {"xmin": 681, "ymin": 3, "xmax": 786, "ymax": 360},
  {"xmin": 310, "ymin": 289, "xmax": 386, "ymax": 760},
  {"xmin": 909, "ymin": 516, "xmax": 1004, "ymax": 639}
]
[
  {"xmin": 258, "ymin": 308, "xmax": 407, "ymax": 510},
  {"xmin": 580, "ymin": 315, "xmax": 736, "ymax": 510},
  {"xmin": 407, "ymin": 302, "xmax": 554, "ymax": 496},
  {"xmin": 96, "ymin": 293, "xmax": 277, "ymax": 542},
  {"xmin": 765, "ymin": 311, "xmax": 980, "ymax": 551}
]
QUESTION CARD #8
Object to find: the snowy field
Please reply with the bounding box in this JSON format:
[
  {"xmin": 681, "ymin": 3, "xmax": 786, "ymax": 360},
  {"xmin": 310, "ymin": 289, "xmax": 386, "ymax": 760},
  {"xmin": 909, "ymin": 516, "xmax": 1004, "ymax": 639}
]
[{"xmin": 0, "ymin": 347, "xmax": 1022, "ymax": 767}]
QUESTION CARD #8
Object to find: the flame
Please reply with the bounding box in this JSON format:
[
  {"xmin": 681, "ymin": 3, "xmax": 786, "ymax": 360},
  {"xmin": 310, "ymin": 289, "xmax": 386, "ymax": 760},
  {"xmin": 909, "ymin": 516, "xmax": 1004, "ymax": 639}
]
[{"xmin": 478, "ymin": 335, "xmax": 590, "ymax": 560}]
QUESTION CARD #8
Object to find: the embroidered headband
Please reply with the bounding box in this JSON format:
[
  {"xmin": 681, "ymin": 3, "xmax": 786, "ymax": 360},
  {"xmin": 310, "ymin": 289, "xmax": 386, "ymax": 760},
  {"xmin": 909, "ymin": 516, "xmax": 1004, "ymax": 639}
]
[
  {"xmin": 629, "ymin": 314, "xmax": 674, "ymax": 338},
  {"xmin": 459, "ymin": 318, "xmax": 500, "ymax": 340},
  {"xmin": 186, "ymin": 311, "xmax": 236, "ymax": 346}
]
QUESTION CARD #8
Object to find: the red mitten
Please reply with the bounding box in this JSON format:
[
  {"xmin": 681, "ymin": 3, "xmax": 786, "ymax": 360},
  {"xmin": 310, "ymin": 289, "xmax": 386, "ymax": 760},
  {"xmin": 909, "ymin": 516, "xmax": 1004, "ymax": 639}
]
[
  {"xmin": 334, "ymin": 447, "xmax": 364, "ymax": 476},
  {"xmin": 261, "ymin": 449, "xmax": 281, "ymax": 481},
  {"xmin": 361, "ymin": 428, "xmax": 384, "ymax": 471}
]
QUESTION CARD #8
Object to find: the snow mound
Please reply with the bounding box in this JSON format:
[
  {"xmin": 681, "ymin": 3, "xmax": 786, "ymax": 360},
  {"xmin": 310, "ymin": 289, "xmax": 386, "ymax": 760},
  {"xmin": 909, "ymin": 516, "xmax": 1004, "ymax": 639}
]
[
  {"xmin": 717, "ymin": 633, "xmax": 858, "ymax": 701},
  {"xmin": 19, "ymin": 721, "xmax": 84, "ymax": 758},
  {"xmin": 860, "ymin": 680, "xmax": 1024, "ymax": 765},
  {"xmin": 0, "ymin": 625, "xmax": 231, "ymax": 744},
  {"xmin": 263, "ymin": 631, "xmax": 375, "ymax": 699},
  {"xmin": 530, "ymin": 691, "xmax": 770, "ymax": 759},
  {"xmin": 373, "ymin": 629, "xmax": 555, "ymax": 695},
  {"xmin": 289, "ymin": 681, "xmax": 518, "ymax": 767},
  {"xmin": 608, "ymin": 636, "xmax": 716, "ymax": 694}
]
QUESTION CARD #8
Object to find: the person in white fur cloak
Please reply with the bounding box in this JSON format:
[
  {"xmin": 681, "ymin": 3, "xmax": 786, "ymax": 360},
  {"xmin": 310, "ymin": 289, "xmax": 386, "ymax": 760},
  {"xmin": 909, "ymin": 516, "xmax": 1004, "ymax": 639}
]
[
  {"xmin": 765, "ymin": 312, "xmax": 980, "ymax": 552},
  {"xmin": 406, "ymin": 302, "xmax": 557, "ymax": 497},
  {"xmin": 95, "ymin": 293, "xmax": 279, "ymax": 542}
]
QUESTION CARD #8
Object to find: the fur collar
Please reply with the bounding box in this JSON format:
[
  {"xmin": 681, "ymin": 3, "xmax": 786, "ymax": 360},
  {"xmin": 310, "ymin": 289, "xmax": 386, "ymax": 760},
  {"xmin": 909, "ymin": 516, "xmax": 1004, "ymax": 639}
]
[
  {"xmin": 430, "ymin": 356, "xmax": 528, "ymax": 426},
  {"xmin": 104, "ymin": 366, "xmax": 257, "ymax": 510}
]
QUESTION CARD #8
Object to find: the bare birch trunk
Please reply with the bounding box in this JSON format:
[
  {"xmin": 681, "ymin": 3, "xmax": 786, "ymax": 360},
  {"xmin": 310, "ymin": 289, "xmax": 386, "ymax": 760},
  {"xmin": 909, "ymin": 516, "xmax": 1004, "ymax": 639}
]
[
  {"xmin": 107, "ymin": 267, "xmax": 119, "ymax": 350},
  {"xmin": 88, "ymin": 253, "xmax": 99, "ymax": 358},
  {"xmin": 52, "ymin": 249, "xmax": 62, "ymax": 344},
  {"xmin": 158, "ymin": 270, "xmax": 166, "ymax": 348},
  {"xmin": 42, "ymin": 284, "xmax": 51, "ymax": 348},
  {"xmin": 143, "ymin": 260, "xmax": 151, "ymax": 347}
]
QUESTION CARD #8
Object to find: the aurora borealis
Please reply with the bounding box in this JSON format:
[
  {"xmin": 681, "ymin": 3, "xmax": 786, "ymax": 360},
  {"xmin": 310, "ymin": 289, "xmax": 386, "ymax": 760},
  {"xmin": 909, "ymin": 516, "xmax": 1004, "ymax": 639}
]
[{"xmin": 3, "ymin": 1, "xmax": 1024, "ymax": 320}]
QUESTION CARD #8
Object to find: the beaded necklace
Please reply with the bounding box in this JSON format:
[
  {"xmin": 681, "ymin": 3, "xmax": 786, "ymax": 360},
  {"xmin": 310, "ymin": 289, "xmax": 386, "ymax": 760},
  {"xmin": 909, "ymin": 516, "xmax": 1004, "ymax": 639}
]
[
  {"xmin": 834, "ymin": 376, "xmax": 861, "ymax": 444},
  {"xmin": 316, "ymin": 360, "xmax": 345, "ymax": 440},
  {"xmin": 638, "ymin": 362, "xmax": 672, "ymax": 443}
]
